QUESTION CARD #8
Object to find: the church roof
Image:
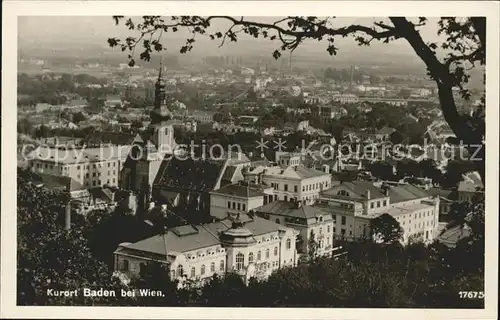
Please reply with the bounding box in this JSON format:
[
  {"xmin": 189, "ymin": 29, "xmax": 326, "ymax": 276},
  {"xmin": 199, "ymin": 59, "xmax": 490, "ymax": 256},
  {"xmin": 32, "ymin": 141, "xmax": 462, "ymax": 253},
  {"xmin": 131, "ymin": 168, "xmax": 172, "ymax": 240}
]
[{"xmin": 154, "ymin": 156, "xmax": 228, "ymax": 192}]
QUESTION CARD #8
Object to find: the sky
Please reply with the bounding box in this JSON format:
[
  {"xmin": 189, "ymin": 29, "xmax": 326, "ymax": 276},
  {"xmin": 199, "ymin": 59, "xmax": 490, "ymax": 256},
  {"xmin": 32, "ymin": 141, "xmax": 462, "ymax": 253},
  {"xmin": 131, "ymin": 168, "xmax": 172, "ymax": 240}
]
[{"xmin": 18, "ymin": 16, "xmax": 445, "ymax": 57}]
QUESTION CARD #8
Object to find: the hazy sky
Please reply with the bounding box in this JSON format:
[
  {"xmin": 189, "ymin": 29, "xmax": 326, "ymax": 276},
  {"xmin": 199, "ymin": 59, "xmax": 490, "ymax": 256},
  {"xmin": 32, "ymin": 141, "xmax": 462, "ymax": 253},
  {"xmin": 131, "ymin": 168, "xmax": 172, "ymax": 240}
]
[{"xmin": 18, "ymin": 16, "xmax": 444, "ymax": 56}]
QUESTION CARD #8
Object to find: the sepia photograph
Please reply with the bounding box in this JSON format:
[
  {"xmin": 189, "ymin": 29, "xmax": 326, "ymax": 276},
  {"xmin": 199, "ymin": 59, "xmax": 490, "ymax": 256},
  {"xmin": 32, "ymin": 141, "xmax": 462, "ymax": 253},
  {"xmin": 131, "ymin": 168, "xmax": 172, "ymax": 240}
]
[{"xmin": 1, "ymin": 1, "xmax": 499, "ymax": 319}]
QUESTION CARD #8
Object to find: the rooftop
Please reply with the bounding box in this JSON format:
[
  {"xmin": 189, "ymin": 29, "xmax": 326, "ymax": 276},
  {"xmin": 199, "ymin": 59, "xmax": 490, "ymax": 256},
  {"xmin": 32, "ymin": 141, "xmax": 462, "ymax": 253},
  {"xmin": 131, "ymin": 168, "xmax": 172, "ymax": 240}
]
[
  {"xmin": 388, "ymin": 201, "xmax": 436, "ymax": 217},
  {"xmin": 154, "ymin": 157, "xmax": 228, "ymax": 192},
  {"xmin": 83, "ymin": 131, "xmax": 137, "ymax": 146},
  {"xmin": 212, "ymin": 183, "xmax": 267, "ymax": 198},
  {"xmin": 256, "ymin": 201, "xmax": 331, "ymax": 220},
  {"xmin": 322, "ymin": 181, "xmax": 387, "ymax": 200},
  {"xmin": 121, "ymin": 214, "xmax": 282, "ymax": 256},
  {"xmin": 389, "ymin": 184, "xmax": 431, "ymax": 203}
]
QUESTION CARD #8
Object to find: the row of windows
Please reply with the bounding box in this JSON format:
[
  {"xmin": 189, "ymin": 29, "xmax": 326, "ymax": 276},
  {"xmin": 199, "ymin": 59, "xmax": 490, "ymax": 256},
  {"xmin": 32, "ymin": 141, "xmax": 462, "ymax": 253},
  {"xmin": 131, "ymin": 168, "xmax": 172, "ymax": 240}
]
[
  {"xmin": 76, "ymin": 162, "xmax": 118, "ymax": 170},
  {"xmin": 84, "ymin": 178, "xmax": 117, "ymax": 187},
  {"xmin": 270, "ymin": 181, "xmax": 329, "ymax": 193},
  {"xmin": 34, "ymin": 161, "xmax": 119, "ymax": 170},
  {"xmin": 172, "ymin": 260, "xmax": 225, "ymax": 278},
  {"xmin": 369, "ymin": 200, "xmax": 388, "ymax": 209},
  {"xmin": 404, "ymin": 220, "xmax": 435, "ymax": 231},
  {"xmin": 227, "ymin": 201, "xmax": 247, "ymax": 211}
]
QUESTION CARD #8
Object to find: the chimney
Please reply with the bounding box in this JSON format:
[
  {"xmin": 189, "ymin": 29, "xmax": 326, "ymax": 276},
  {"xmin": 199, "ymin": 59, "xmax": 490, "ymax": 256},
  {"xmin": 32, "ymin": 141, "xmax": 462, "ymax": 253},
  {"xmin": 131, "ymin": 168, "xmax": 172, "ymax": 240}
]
[
  {"xmin": 65, "ymin": 201, "xmax": 71, "ymax": 230},
  {"xmin": 365, "ymin": 189, "xmax": 371, "ymax": 200},
  {"xmin": 296, "ymin": 199, "xmax": 302, "ymax": 208}
]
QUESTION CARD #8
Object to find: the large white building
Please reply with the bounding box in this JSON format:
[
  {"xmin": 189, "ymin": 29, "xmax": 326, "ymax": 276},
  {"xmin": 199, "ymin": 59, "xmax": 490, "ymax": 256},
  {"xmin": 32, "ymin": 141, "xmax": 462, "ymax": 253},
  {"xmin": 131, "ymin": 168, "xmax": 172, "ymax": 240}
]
[
  {"xmin": 244, "ymin": 164, "xmax": 332, "ymax": 205},
  {"xmin": 318, "ymin": 181, "xmax": 440, "ymax": 245},
  {"xmin": 209, "ymin": 183, "xmax": 274, "ymax": 220},
  {"xmin": 28, "ymin": 144, "xmax": 131, "ymax": 189},
  {"xmin": 113, "ymin": 213, "xmax": 298, "ymax": 285}
]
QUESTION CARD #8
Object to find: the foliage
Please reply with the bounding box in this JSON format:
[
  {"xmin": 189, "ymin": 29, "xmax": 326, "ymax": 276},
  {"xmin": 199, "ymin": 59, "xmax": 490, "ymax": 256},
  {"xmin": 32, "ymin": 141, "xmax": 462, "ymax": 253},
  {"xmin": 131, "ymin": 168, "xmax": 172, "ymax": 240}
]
[
  {"xmin": 369, "ymin": 213, "xmax": 404, "ymax": 244},
  {"xmin": 17, "ymin": 169, "xmax": 128, "ymax": 305}
]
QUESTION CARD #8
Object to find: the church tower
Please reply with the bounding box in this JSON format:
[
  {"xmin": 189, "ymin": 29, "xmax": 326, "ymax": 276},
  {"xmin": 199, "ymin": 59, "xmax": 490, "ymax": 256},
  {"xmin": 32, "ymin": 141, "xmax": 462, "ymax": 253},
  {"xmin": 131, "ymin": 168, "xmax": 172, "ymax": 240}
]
[{"xmin": 149, "ymin": 58, "xmax": 176, "ymax": 154}]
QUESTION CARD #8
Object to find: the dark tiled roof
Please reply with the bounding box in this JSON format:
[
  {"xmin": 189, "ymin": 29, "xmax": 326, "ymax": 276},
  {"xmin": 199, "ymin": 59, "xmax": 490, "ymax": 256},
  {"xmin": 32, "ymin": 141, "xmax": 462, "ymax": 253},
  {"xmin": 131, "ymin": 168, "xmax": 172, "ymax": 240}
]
[
  {"xmin": 256, "ymin": 201, "xmax": 330, "ymax": 219},
  {"xmin": 154, "ymin": 157, "xmax": 227, "ymax": 192},
  {"xmin": 212, "ymin": 184, "xmax": 267, "ymax": 198},
  {"xmin": 323, "ymin": 181, "xmax": 386, "ymax": 199},
  {"xmin": 32, "ymin": 173, "xmax": 83, "ymax": 192},
  {"xmin": 84, "ymin": 131, "xmax": 137, "ymax": 146},
  {"xmin": 123, "ymin": 214, "xmax": 281, "ymax": 255},
  {"xmin": 389, "ymin": 184, "xmax": 431, "ymax": 203}
]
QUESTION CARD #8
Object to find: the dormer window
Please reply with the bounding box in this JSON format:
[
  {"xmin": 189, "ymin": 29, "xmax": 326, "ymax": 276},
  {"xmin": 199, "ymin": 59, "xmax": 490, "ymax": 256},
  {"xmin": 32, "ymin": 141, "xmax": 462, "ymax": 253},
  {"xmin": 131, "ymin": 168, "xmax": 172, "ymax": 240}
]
[{"xmin": 337, "ymin": 190, "xmax": 349, "ymax": 197}]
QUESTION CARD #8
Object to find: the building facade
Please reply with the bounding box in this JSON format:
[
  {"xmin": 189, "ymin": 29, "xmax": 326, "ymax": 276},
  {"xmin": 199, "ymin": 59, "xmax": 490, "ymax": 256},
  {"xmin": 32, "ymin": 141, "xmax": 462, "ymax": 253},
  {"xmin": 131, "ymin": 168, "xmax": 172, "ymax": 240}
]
[
  {"xmin": 113, "ymin": 213, "xmax": 298, "ymax": 285},
  {"xmin": 318, "ymin": 181, "xmax": 440, "ymax": 245},
  {"xmin": 28, "ymin": 145, "xmax": 130, "ymax": 189}
]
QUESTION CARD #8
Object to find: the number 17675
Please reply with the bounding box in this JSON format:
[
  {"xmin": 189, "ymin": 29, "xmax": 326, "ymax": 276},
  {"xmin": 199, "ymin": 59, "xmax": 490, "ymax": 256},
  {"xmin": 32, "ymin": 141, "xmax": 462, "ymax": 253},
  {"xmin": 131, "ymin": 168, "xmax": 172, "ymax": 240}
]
[{"xmin": 459, "ymin": 291, "xmax": 484, "ymax": 299}]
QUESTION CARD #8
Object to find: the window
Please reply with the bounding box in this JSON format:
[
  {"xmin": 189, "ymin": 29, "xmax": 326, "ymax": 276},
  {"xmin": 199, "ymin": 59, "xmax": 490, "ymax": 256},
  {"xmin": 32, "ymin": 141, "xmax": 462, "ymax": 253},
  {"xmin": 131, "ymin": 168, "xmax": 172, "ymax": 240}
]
[
  {"xmin": 284, "ymin": 196, "xmax": 288, "ymax": 202},
  {"xmin": 232, "ymin": 202, "xmax": 236, "ymax": 209},
  {"xmin": 274, "ymin": 246, "xmax": 278, "ymax": 256},
  {"xmin": 171, "ymin": 269, "xmax": 176, "ymax": 278},
  {"xmin": 242, "ymin": 204, "xmax": 246, "ymax": 211},
  {"xmin": 332, "ymin": 214, "xmax": 336, "ymax": 223},
  {"xmin": 341, "ymin": 216, "xmax": 346, "ymax": 225},
  {"xmin": 370, "ymin": 202, "xmax": 374, "ymax": 209},
  {"xmin": 265, "ymin": 248, "xmax": 270, "ymax": 259},
  {"xmin": 177, "ymin": 264, "xmax": 184, "ymax": 276},
  {"xmin": 77, "ymin": 165, "xmax": 81, "ymax": 170},
  {"xmin": 220, "ymin": 260, "xmax": 225, "ymax": 271},
  {"xmin": 121, "ymin": 259, "xmax": 129, "ymax": 271},
  {"xmin": 337, "ymin": 190, "xmax": 349, "ymax": 196},
  {"xmin": 383, "ymin": 200, "xmax": 387, "ymax": 206},
  {"xmin": 294, "ymin": 185, "xmax": 298, "ymax": 192},
  {"xmin": 284, "ymin": 184, "xmax": 288, "ymax": 191},
  {"xmin": 236, "ymin": 253, "xmax": 244, "ymax": 270},
  {"xmin": 191, "ymin": 267, "xmax": 196, "ymax": 277},
  {"xmin": 227, "ymin": 201, "xmax": 231, "ymax": 208},
  {"xmin": 302, "ymin": 186, "xmax": 305, "ymax": 191},
  {"xmin": 286, "ymin": 238, "xmax": 291, "ymax": 250},
  {"xmin": 257, "ymin": 251, "xmax": 261, "ymax": 260},
  {"xmin": 249, "ymin": 252, "xmax": 254, "ymax": 263},
  {"xmin": 210, "ymin": 262, "xmax": 215, "ymax": 272},
  {"xmin": 377, "ymin": 201, "xmax": 380, "ymax": 208},
  {"xmin": 237, "ymin": 203, "xmax": 241, "ymax": 210},
  {"xmin": 327, "ymin": 225, "xmax": 330, "ymax": 233},
  {"xmin": 341, "ymin": 229, "xmax": 346, "ymax": 235},
  {"xmin": 201, "ymin": 264, "xmax": 206, "ymax": 275},
  {"xmin": 93, "ymin": 173, "xmax": 96, "ymax": 177}
]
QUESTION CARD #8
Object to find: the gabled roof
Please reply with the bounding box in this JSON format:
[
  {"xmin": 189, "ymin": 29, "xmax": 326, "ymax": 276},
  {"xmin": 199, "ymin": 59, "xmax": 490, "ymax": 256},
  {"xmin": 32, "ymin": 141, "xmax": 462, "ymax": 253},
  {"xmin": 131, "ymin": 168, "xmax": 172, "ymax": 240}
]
[
  {"xmin": 389, "ymin": 184, "xmax": 430, "ymax": 203},
  {"xmin": 32, "ymin": 172, "xmax": 83, "ymax": 192},
  {"xmin": 323, "ymin": 181, "xmax": 386, "ymax": 200},
  {"xmin": 256, "ymin": 201, "xmax": 330, "ymax": 220},
  {"xmin": 154, "ymin": 156, "xmax": 228, "ymax": 192},
  {"xmin": 211, "ymin": 183, "xmax": 267, "ymax": 198}
]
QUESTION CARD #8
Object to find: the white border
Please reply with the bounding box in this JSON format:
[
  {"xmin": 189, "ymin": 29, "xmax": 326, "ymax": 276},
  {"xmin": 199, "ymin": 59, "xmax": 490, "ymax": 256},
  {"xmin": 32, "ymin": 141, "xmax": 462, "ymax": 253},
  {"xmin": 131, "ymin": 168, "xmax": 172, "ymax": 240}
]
[{"xmin": 2, "ymin": 1, "xmax": 499, "ymax": 319}]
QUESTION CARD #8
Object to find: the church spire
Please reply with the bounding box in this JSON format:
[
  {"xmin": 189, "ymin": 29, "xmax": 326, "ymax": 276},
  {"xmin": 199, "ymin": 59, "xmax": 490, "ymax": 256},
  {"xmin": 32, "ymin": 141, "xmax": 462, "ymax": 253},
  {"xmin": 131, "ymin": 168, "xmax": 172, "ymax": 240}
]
[
  {"xmin": 150, "ymin": 57, "xmax": 171, "ymax": 124},
  {"xmin": 158, "ymin": 56, "xmax": 164, "ymax": 82}
]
